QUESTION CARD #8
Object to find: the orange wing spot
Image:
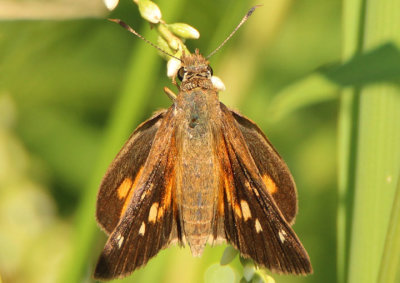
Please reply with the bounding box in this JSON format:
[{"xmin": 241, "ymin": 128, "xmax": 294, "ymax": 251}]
[
  {"xmin": 162, "ymin": 174, "xmax": 174, "ymax": 209},
  {"xmin": 217, "ymin": 182, "xmax": 225, "ymax": 216},
  {"xmin": 223, "ymin": 175, "xmax": 233, "ymax": 200},
  {"xmin": 157, "ymin": 167, "xmax": 175, "ymax": 220},
  {"xmin": 160, "ymin": 138, "xmax": 177, "ymax": 211},
  {"xmin": 244, "ymin": 181, "xmax": 252, "ymax": 191},
  {"xmin": 218, "ymin": 175, "xmax": 232, "ymax": 215},
  {"xmin": 117, "ymin": 178, "xmax": 133, "ymax": 199},
  {"xmin": 234, "ymin": 202, "xmax": 242, "ymax": 218},
  {"xmin": 157, "ymin": 206, "xmax": 164, "ymax": 220},
  {"xmin": 262, "ymin": 174, "xmax": 278, "ymax": 195},
  {"xmin": 219, "ymin": 141, "xmax": 235, "ymax": 217},
  {"xmin": 120, "ymin": 166, "xmax": 144, "ymax": 217}
]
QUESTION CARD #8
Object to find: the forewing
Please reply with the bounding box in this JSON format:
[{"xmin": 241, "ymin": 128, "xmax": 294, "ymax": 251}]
[
  {"xmin": 94, "ymin": 108, "xmax": 182, "ymax": 280},
  {"xmin": 218, "ymin": 104, "xmax": 312, "ymax": 275},
  {"xmin": 230, "ymin": 108, "xmax": 297, "ymax": 224},
  {"xmin": 96, "ymin": 110, "xmax": 167, "ymax": 234}
]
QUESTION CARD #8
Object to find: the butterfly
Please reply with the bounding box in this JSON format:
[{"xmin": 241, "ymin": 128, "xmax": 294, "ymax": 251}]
[{"xmin": 94, "ymin": 7, "xmax": 312, "ymax": 280}]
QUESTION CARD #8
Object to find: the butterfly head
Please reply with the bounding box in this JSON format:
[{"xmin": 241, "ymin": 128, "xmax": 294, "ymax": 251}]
[{"xmin": 176, "ymin": 49, "xmax": 214, "ymax": 88}]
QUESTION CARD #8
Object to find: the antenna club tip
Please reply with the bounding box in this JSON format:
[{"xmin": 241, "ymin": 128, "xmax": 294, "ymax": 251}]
[
  {"xmin": 108, "ymin": 18, "xmax": 130, "ymax": 29},
  {"xmin": 247, "ymin": 5, "xmax": 262, "ymax": 16}
]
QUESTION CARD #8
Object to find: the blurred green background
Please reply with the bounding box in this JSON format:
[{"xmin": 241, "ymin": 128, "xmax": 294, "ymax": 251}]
[{"xmin": 1, "ymin": 0, "xmax": 399, "ymax": 283}]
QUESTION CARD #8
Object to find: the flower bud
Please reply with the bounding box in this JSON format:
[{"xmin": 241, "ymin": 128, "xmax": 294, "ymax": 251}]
[
  {"xmin": 104, "ymin": 0, "xmax": 119, "ymax": 10},
  {"xmin": 138, "ymin": 0, "xmax": 162, "ymax": 24},
  {"xmin": 211, "ymin": 76, "xmax": 226, "ymax": 91},
  {"xmin": 167, "ymin": 23, "xmax": 200, "ymax": 39},
  {"xmin": 157, "ymin": 36, "xmax": 174, "ymax": 60},
  {"xmin": 167, "ymin": 57, "xmax": 181, "ymax": 78}
]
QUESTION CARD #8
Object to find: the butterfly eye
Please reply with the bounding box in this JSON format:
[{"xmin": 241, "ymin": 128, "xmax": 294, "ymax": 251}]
[
  {"xmin": 207, "ymin": 65, "xmax": 213, "ymax": 76},
  {"xmin": 177, "ymin": 67, "xmax": 185, "ymax": 81}
]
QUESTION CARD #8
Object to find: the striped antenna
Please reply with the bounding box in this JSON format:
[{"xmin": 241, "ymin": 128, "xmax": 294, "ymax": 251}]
[
  {"xmin": 206, "ymin": 5, "xmax": 261, "ymax": 59},
  {"xmin": 109, "ymin": 19, "xmax": 181, "ymax": 61}
]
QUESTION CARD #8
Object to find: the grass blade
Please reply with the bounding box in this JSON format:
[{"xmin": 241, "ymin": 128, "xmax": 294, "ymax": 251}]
[
  {"xmin": 337, "ymin": 0, "xmax": 366, "ymax": 281},
  {"xmin": 347, "ymin": 0, "xmax": 400, "ymax": 281},
  {"xmin": 377, "ymin": 172, "xmax": 400, "ymax": 283}
]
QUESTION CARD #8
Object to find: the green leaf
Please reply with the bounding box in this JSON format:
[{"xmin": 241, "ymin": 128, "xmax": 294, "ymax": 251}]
[
  {"xmin": 204, "ymin": 263, "xmax": 236, "ymax": 283},
  {"xmin": 242, "ymin": 263, "xmax": 255, "ymax": 282},
  {"xmin": 220, "ymin": 246, "xmax": 239, "ymax": 265},
  {"xmin": 251, "ymin": 273, "xmax": 266, "ymax": 283},
  {"xmin": 322, "ymin": 43, "xmax": 400, "ymax": 86},
  {"xmin": 268, "ymin": 74, "xmax": 338, "ymax": 122},
  {"xmin": 253, "ymin": 270, "xmax": 275, "ymax": 283}
]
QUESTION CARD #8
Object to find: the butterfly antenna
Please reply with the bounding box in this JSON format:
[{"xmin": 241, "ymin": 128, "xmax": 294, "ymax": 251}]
[
  {"xmin": 109, "ymin": 19, "xmax": 181, "ymax": 61},
  {"xmin": 206, "ymin": 5, "xmax": 261, "ymax": 59}
]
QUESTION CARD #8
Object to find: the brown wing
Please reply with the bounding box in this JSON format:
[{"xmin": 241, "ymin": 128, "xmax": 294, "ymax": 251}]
[
  {"xmin": 217, "ymin": 103, "xmax": 312, "ymax": 274},
  {"xmin": 96, "ymin": 110, "xmax": 167, "ymax": 234},
  {"xmin": 229, "ymin": 108, "xmax": 297, "ymax": 224},
  {"xmin": 94, "ymin": 107, "xmax": 182, "ymax": 280}
]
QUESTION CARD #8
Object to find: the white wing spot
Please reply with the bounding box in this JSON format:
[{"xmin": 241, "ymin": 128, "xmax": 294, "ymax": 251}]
[
  {"xmin": 139, "ymin": 222, "xmax": 146, "ymax": 236},
  {"xmin": 148, "ymin": 202, "xmax": 159, "ymax": 223},
  {"xmin": 116, "ymin": 234, "xmax": 124, "ymax": 248},
  {"xmin": 255, "ymin": 219, "xmax": 262, "ymax": 233},
  {"xmin": 240, "ymin": 200, "xmax": 251, "ymax": 221},
  {"xmin": 140, "ymin": 184, "xmax": 154, "ymax": 201},
  {"xmin": 279, "ymin": 230, "xmax": 287, "ymax": 243}
]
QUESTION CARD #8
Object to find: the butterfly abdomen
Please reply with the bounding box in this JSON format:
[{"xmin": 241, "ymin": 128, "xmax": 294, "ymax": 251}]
[
  {"xmin": 177, "ymin": 136, "xmax": 219, "ymax": 256},
  {"xmin": 175, "ymin": 89, "xmax": 221, "ymax": 256}
]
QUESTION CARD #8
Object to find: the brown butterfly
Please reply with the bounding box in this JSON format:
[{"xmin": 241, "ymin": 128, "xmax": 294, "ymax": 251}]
[{"xmin": 94, "ymin": 7, "xmax": 312, "ymax": 280}]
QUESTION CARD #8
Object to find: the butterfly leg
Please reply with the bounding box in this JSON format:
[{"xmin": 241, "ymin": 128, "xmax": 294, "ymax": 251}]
[{"xmin": 163, "ymin": 87, "xmax": 177, "ymax": 101}]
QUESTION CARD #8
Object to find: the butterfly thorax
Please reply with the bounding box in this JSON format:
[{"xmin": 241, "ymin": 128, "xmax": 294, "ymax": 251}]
[{"xmin": 174, "ymin": 53, "xmax": 221, "ymax": 256}]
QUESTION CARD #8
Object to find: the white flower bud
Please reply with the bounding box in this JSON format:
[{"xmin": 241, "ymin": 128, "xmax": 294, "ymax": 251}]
[
  {"xmin": 211, "ymin": 76, "xmax": 226, "ymax": 91},
  {"xmin": 138, "ymin": 0, "xmax": 162, "ymax": 24},
  {"xmin": 167, "ymin": 58, "xmax": 181, "ymax": 78},
  {"xmin": 104, "ymin": 0, "xmax": 119, "ymax": 10}
]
